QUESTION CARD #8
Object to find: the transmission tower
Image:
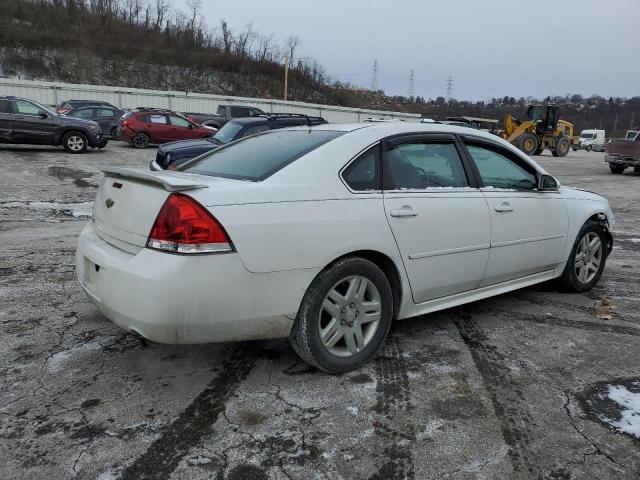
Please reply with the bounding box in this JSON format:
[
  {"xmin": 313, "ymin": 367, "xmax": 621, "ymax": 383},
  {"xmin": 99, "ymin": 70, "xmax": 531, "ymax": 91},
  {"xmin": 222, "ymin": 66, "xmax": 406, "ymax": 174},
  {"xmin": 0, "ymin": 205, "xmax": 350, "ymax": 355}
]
[
  {"xmin": 446, "ymin": 76, "xmax": 454, "ymax": 102},
  {"xmin": 408, "ymin": 70, "xmax": 415, "ymax": 99},
  {"xmin": 370, "ymin": 60, "xmax": 379, "ymax": 91}
]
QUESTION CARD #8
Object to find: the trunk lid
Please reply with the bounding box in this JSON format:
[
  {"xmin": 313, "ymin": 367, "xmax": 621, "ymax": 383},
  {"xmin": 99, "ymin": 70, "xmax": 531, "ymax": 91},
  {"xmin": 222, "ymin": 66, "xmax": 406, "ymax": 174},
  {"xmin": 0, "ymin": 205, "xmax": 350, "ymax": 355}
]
[{"xmin": 93, "ymin": 167, "xmax": 210, "ymax": 250}]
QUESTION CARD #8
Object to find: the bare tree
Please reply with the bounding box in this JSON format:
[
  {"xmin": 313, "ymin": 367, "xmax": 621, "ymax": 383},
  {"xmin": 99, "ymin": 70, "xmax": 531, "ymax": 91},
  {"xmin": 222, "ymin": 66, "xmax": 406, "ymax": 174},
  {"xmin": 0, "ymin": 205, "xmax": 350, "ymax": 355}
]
[
  {"xmin": 283, "ymin": 35, "xmax": 301, "ymax": 64},
  {"xmin": 153, "ymin": 0, "xmax": 170, "ymax": 29}
]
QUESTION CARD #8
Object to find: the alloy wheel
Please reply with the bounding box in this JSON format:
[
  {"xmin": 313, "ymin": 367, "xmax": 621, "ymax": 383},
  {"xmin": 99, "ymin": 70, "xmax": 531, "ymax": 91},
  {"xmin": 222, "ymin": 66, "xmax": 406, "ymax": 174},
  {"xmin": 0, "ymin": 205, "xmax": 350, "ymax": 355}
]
[
  {"xmin": 318, "ymin": 275, "xmax": 382, "ymax": 357},
  {"xmin": 67, "ymin": 136, "xmax": 84, "ymax": 152},
  {"xmin": 574, "ymin": 232, "xmax": 603, "ymax": 284}
]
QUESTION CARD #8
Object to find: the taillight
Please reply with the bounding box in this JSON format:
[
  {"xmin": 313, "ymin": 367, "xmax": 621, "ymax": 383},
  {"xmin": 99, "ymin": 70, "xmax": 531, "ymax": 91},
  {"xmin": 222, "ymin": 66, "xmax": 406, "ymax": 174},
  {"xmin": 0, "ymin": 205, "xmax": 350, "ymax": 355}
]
[{"xmin": 147, "ymin": 193, "xmax": 233, "ymax": 254}]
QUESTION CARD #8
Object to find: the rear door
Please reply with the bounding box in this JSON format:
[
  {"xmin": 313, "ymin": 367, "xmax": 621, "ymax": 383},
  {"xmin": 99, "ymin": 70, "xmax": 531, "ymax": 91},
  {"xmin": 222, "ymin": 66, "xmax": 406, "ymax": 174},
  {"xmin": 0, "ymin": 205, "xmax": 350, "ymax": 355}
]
[
  {"xmin": 147, "ymin": 114, "xmax": 170, "ymax": 143},
  {"xmin": 10, "ymin": 99, "xmax": 59, "ymax": 143},
  {"xmin": 0, "ymin": 99, "xmax": 12, "ymax": 140},
  {"xmin": 462, "ymin": 138, "xmax": 568, "ymax": 286},
  {"xmin": 382, "ymin": 134, "xmax": 492, "ymax": 303}
]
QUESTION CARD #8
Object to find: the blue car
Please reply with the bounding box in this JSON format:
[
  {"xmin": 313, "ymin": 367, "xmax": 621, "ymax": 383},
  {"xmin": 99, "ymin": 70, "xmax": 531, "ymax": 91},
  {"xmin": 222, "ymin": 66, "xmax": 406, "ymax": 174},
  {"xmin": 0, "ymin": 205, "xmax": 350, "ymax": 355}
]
[{"xmin": 150, "ymin": 114, "xmax": 327, "ymax": 170}]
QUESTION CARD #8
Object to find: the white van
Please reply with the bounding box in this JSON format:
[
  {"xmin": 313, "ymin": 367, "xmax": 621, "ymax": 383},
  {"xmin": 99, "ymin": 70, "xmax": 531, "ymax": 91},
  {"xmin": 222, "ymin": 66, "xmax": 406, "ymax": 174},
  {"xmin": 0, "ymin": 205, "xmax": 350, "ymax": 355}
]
[{"xmin": 575, "ymin": 129, "xmax": 606, "ymax": 151}]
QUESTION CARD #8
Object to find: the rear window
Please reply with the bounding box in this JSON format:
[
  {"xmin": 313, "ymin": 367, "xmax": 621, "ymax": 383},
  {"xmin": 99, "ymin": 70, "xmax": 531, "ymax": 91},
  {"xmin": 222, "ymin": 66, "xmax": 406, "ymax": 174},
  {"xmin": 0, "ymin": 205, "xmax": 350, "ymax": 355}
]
[{"xmin": 182, "ymin": 130, "xmax": 344, "ymax": 181}]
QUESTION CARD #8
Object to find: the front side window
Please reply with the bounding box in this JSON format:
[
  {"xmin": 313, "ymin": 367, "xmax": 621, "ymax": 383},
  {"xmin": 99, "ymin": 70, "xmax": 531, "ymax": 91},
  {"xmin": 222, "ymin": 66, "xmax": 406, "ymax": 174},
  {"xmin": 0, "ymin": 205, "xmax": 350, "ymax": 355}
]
[
  {"xmin": 240, "ymin": 125, "xmax": 270, "ymax": 138},
  {"xmin": 343, "ymin": 145, "xmax": 381, "ymax": 191},
  {"xmin": 168, "ymin": 115, "xmax": 191, "ymax": 127},
  {"xmin": 183, "ymin": 130, "xmax": 344, "ymax": 181},
  {"xmin": 384, "ymin": 141, "xmax": 469, "ymax": 189},
  {"xmin": 230, "ymin": 107, "xmax": 251, "ymax": 118},
  {"xmin": 14, "ymin": 100, "xmax": 42, "ymax": 115},
  {"xmin": 466, "ymin": 144, "xmax": 536, "ymax": 190}
]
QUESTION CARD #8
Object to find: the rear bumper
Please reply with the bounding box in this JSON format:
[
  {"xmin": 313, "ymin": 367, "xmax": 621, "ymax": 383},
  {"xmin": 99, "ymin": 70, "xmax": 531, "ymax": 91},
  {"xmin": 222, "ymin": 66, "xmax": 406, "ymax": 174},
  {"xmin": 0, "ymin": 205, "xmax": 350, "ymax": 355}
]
[{"xmin": 75, "ymin": 222, "xmax": 300, "ymax": 344}]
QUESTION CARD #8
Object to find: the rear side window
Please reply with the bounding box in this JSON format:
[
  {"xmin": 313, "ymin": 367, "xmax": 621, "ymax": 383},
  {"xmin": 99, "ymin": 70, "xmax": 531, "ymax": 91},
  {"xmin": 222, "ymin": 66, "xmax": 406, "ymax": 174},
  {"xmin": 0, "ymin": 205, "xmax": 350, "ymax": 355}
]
[
  {"xmin": 0, "ymin": 100, "xmax": 10, "ymax": 114},
  {"xmin": 149, "ymin": 114, "xmax": 167, "ymax": 124},
  {"xmin": 240, "ymin": 125, "xmax": 270, "ymax": 138},
  {"xmin": 183, "ymin": 130, "xmax": 344, "ymax": 181},
  {"xmin": 230, "ymin": 106, "xmax": 251, "ymax": 118},
  {"xmin": 343, "ymin": 145, "xmax": 381, "ymax": 191},
  {"xmin": 97, "ymin": 109, "xmax": 115, "ymax": 118}
]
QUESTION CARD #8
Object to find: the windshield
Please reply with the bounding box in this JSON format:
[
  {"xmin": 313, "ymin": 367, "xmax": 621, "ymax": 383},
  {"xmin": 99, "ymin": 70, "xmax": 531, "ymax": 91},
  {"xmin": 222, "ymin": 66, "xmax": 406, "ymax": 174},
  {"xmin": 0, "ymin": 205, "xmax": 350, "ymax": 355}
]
[
  {"xmin": 580, "ymin": 133, "xmax": 595, "ymax": 139},
  {"xmin": 182, "ymin": 129, "xmax": 345, "ymax": 181},
  {"xmin": 212, "ymin": 121, "xmax": 244, "ymax": 144}
]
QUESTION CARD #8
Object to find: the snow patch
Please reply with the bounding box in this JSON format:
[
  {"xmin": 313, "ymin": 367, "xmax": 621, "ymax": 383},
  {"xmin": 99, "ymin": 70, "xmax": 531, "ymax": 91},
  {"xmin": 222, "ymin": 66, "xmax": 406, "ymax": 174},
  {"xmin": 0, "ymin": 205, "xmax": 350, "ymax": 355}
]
[
  {"xmin": 2, "ymin": 201, "xmax": 93, "ymax": 218},
  {"xmin": 629, "ymin": 238, "xmax": 640, "ymax": 243},
  {"xmin": 346, "ymin": 406, "xmax": 359, "ymax": 415},
  {"xmin": 603, "ymin": 385, "xmax": 640, "ymax": 438}
]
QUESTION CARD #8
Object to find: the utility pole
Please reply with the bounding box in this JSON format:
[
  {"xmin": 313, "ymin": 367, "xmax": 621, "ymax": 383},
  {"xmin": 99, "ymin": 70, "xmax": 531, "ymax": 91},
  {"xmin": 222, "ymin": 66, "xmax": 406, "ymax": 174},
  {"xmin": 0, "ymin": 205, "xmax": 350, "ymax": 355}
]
[
  {"xmin": 408, "ymin": 69, "xmax": 415, "ymax": 99},
  {"xmin": 283, "ymin": 55, "xmax": 289, "ymax": 101},
  {"xmin": 370, "ymin": 60, "xmax": 379, "ymax": 91},
  {"xmin": 446, "ymin": 75, "xmax": 454, "ymax": 103}
]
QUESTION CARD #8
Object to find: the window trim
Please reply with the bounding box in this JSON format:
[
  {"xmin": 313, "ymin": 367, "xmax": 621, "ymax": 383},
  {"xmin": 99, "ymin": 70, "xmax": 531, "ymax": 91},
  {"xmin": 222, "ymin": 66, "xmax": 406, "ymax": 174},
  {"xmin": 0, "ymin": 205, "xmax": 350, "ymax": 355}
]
[
  {"xmin": 381, "ymin": 133, "xmax": 478, "ymax": 192},
  {"xmin": 340, "ymin": 143, "xmax": 383, "ymax": 193},
  {"xmin": 461, "ymin": 136, "xmax": 541, "ymax": 191}
]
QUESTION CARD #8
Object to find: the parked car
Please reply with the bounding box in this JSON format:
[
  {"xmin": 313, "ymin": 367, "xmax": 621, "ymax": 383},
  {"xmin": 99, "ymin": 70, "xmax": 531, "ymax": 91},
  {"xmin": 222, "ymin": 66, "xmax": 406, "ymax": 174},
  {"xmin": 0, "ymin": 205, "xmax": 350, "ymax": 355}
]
[
  {"xmin": 605, "ymin": 129, "xmax": 640, "ymax": 174},
  {"xmin": 63, "ymin": 106, "xmax": 125, "ymax": 139},
  {"xmin": 57, "ymin": 99, "xmax": 119, "ymax": 115},
  {"xmin": 184, "ymin": 104, "xmax": 266, "ymax": 129},
  {"xmin": 574, "ymin": 129, "xmax": 606, "ymax": 152},
  {"xmin": 151, "ymin": 114, "xmax": 328, "ymax": 170},
  {"xmin": 0, "ymin": 95, "xmax": 105, "ymax": 153},
  {"xmin": 76, "ymin": 122, "xmax": 614, "ymax": 372},
  {"xmin": 118, "ymin": 108, "xmax": 213, "ymax": 148}
]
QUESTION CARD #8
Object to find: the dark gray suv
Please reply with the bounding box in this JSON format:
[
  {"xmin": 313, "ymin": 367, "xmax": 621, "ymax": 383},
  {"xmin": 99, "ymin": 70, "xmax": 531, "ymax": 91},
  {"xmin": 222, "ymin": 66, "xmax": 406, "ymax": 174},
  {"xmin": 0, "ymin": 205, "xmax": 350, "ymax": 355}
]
[{"xmin": 0, "ymin": 96, "xmax": 105, "ymax": 153}]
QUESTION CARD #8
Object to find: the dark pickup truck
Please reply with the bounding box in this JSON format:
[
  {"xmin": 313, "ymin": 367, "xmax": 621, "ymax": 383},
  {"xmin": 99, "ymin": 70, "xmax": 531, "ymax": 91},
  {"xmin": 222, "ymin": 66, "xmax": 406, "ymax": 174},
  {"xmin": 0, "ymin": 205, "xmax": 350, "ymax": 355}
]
[
  {"xmin": 184, "ymin": 104, "xmax": 265, "ymax": 129},
  {"xmin": 605, "ymin": 129, "xmax": 640, "ymax": 174}
]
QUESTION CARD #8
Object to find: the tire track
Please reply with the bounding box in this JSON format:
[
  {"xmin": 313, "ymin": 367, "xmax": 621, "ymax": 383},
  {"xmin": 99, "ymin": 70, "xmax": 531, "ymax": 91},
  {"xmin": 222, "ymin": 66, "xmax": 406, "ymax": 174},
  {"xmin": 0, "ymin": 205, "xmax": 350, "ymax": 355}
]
[
  {"xmin": 119, "ymin": 346, "xmax": 257, "ymax": 480},
  {"xmin": 368, "ymin": 335, "xmax": 415, "ymax": 480},
  {"xmin": 453, "ymin": 312, "xmax": 540, "ymax": 477}
]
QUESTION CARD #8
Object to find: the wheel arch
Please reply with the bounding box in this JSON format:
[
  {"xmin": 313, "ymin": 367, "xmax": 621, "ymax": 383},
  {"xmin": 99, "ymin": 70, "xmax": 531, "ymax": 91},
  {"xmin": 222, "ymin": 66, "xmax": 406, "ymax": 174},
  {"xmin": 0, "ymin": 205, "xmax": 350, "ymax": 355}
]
[{"xmin": 322, "ymin": 249, "xmax": 404, "ymax": 320}]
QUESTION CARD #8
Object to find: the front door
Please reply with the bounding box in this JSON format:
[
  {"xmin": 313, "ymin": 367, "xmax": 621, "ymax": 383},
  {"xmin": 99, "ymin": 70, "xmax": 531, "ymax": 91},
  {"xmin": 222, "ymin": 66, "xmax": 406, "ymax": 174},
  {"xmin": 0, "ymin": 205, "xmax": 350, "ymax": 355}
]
[
  {"xmin": 10, "ymin": 99, "xmax": 58, "ymax": 144},
  {"xmin": 382, "ymin": 135, "xmax": 491, "ymax": 303},
  {"xmin": 462, "ymin": 139, "xmax": 568, "ymax": 286},
  {"xmin": 167, "ymin": 114, "xmax": 195, "ymax": 141}
]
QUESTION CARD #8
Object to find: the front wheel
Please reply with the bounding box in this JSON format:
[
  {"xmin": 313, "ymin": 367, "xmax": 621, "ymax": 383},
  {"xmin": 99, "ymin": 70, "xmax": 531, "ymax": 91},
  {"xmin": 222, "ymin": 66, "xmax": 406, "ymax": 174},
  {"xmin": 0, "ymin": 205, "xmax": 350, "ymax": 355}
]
[
  {"xmin": 289, "ymin": 257, "xmax": 393, "ymax": 373},
  {"xmin": 515, "ymin": 133, "xmax": 539, "ymax": 156},
  {"xmin": 62, "ymin": 131, "xmax": 88, "ymax": 154},
  {"xmin": 586, "ymin": 145, "xmax": 593, "ymax": 152},
  {"xmin": 558, "ymin": 221, "xmax": 608, "ymax": 292}
]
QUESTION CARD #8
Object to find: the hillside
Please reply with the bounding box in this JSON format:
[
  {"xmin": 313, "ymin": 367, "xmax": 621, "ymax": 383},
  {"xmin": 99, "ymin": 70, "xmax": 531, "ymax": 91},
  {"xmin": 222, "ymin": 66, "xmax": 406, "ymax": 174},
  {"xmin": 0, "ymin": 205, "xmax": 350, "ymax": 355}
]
[{"xmin": 1, "ymin": 0, "xmax": 639, "ymax": 137}]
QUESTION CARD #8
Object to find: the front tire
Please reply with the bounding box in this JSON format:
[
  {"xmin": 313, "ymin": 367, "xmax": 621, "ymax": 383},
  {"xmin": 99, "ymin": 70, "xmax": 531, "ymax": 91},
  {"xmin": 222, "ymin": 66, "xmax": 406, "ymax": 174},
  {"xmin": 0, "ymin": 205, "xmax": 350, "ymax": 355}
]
[
  {"xmin": 558, "ymin": 221, "xmax": 608, "ymax": 292},
  {"xmin": 515, "ymin": 133, "xmax": 539, "ymax": 156},
  {"xmin": 62, "ymin": 131, "xmax": 88, "ymax": 154},
  {"xmin": 586, "ymin": 145, "xmax": 593, "ymax": 152},
  {"xmin": 131, "ymin": 133, "xmax": 150, "ymax": 149},
  {"xmin": 289, "ymin": 257, "xmax": 393, "ymax": 373}
]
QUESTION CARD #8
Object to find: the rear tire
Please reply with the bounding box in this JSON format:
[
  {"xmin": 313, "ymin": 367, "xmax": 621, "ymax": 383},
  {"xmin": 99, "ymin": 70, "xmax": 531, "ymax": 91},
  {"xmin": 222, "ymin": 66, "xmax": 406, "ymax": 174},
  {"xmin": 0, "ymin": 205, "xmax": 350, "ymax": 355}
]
[
  {"xmin": 515, "ymin": 133, "xmax": 539, "ymax": 156},
  {"xmin": 558, "ymin": 221, "xmax": 608, "ymax": 292},
  {"xmin": 610, "ymin": 164, "xmax": 626, "ymax": 174},
  {"xmin": 533, "ymin": 147, "xmax": 544, "ymax": 155},
  {"xmin": 586, "ymin": 145, "xmax": 592, "ymax": 152},
  {"xmin": 110, "ymin": 127, "xmax": 120, "ymax": 140},
  {"xmin": 62, "ymin": 131, "xmax": 88, "ymax": 154},
  {"xmin": 131, "ymin": 133, "xmax": 150, "ymax": 149},
  {"xmin": 97, "ymin": 139, "xmax": 108, "ymax": 149},
  {"xmin": 289, "ymin": 257, "xmax": 393, "ymax": 373},
  {"xmin": 552, "ymin": 136, "xmax": 571, "ymax": 157}
]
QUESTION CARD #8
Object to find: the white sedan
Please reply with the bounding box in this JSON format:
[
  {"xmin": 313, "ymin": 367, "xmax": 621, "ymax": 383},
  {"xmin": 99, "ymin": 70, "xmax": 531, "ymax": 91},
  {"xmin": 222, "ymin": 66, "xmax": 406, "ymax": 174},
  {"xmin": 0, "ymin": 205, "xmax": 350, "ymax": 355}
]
[{"xmin": 76, "ymin": 123, "xmax": 614, "ymax": 372}]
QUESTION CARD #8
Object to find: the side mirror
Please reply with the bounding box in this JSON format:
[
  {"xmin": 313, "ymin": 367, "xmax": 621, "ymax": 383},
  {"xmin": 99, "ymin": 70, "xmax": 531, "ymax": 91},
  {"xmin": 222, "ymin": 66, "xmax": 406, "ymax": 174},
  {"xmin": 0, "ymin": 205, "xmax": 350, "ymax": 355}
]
[
  {"xmin": 538, "ymin": 174, "xmax": 559, "ymax": 191},
  {"xmin": 38, "ymin": 111, "xmax": 49, "ymax": 119}
]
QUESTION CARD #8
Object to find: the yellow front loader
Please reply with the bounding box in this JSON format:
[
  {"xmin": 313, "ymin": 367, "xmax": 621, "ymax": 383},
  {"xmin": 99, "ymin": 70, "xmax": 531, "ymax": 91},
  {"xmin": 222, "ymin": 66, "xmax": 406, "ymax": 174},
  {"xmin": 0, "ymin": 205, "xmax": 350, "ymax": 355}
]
[{"xmin": 502, "ymin": 105, "xmax": 574, "ymax": 157}]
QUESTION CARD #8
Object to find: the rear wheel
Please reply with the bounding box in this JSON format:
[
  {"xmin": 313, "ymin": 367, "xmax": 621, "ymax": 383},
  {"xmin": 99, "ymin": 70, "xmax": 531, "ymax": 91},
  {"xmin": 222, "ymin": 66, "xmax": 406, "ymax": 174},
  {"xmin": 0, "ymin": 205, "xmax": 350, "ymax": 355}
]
[
  {"xmin": 289, "ymin": 257, "xmax": 393, "ymax": 373},
  {"xmin": 552, "ymin": 136, "xmax": 571, "ymax": 157},
  {"xmin": 610, "ymin": 164, "xmax": 626, "ymax": 174},
  {"xmin": 97, "ymin": 139, "xmax": 108, "ymax": 149},
  {"xmin": 515, "ymin": 133, "xmax": 539, "ymax": 156},
  {"xmin": 586, "ymin": 145, "xmax": 593, "ymax": 152},
  {"xmin": 533, "ymin": 147, "xmax": 544, "ymax": 155},
  {"xmin": 558, "ymin": 221, "xmax": 608, "ymax": 292},
  {"xmin": 110, "ymin": 127, "xmax": 120, "ymax": 140},
  {"xmin": 131, "ymin": 133, "xmax": 150, "ymax": 149},
  {"xmin": 62, "ymin": 131, "xmax": 88, "ymax": 154}
]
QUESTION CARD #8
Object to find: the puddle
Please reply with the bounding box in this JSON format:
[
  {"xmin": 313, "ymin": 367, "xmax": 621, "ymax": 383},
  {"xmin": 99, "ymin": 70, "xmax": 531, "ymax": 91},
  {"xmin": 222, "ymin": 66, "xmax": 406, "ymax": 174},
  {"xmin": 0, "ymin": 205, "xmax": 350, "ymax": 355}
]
[
  {"xmin": 1, "ymin": 201, "xmax": 93, "ymax": 218},
  {"xmin": 577, "ymin": 378, "xmax": 640, "ymax": 439}
]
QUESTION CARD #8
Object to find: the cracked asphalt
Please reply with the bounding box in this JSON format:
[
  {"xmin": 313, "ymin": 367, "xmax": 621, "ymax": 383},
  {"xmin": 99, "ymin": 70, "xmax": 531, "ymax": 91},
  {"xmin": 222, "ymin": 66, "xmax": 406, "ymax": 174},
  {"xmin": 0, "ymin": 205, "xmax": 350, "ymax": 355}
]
[{"xmin": 1, "ymin": 141, "xmax": 639, "ymax": 479}]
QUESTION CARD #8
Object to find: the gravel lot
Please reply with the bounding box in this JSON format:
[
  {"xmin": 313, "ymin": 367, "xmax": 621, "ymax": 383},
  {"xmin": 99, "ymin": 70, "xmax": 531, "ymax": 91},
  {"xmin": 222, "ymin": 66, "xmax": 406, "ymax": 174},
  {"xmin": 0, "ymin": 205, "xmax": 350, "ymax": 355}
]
[{"xmin": 1, "ymin": 141, "xmax": 639, "ymax": 480}]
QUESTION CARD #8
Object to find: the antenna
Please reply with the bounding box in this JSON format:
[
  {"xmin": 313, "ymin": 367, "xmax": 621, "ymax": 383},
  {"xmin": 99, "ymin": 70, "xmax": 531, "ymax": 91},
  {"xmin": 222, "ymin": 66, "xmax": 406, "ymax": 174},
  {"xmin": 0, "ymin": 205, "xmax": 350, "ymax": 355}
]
[
  {"xmin": 370, "ymin": 60, "xmax": 379, "ymax": 91},
  {"xmin": 446, "ymin": 76, "xmax": 454, "ymax": 102},
  {"xmin": 408, "ymin": 70, "xmax": 415, "ymax": 99}
]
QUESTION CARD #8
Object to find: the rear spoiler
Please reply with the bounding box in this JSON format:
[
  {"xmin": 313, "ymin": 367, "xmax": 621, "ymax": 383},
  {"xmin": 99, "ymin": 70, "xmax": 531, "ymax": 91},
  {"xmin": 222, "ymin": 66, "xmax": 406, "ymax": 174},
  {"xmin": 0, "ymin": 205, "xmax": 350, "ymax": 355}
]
[{"xmin": 102, "ymin": 166, "xmax": 209, "ymax": 192}]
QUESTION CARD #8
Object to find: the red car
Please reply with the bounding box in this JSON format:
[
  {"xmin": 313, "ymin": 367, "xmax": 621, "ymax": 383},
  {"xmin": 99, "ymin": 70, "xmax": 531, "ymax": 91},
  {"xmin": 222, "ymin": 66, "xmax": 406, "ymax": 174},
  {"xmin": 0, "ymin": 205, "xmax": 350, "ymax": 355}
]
[{"xmin": 118, "ymin": 108, "xmax": 213, "ymax": 148}]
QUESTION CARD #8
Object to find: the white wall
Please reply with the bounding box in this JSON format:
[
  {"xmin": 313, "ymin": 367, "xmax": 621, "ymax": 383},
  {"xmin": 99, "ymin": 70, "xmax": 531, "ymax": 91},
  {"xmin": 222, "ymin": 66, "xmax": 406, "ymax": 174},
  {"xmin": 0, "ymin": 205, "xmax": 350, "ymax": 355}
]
[{"xmin": 0, "ymin": 78, "xmax": 421, "ymax": 123}]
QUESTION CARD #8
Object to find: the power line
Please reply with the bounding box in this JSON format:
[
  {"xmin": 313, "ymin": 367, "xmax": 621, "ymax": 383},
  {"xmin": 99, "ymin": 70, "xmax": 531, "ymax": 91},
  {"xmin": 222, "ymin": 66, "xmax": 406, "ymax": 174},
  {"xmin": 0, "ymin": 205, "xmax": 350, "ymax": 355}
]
[
  {"xmin": 446, "ymin": 75, "xmax": 454, "ymax": 102},
  {"xmin": 370, "ymin": 59, "xmax": 378, "ymax": 91},
  {"xmin": 408, "ymin": 69, "xmax": 415, "ymax": 99}
]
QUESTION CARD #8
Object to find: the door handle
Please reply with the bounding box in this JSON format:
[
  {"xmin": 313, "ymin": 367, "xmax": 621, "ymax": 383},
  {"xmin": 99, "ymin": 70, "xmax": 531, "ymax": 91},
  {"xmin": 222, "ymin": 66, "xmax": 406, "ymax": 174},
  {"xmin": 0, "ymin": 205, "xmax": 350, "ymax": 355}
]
[
  {"xmin": 494, "ymin": 202, "xmax": 514, "ymax": 213},
  {"xmin": 390, "ymin": 206, "xmax": 419, "ymax": 218}
]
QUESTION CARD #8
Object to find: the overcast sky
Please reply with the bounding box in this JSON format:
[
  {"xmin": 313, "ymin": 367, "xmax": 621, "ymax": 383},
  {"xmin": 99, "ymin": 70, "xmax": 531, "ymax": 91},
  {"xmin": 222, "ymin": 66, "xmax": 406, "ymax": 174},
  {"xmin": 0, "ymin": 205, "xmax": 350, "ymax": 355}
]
[{"xmin": 173, "ymin": 0, "xmax": 639, "ymax": 100}]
